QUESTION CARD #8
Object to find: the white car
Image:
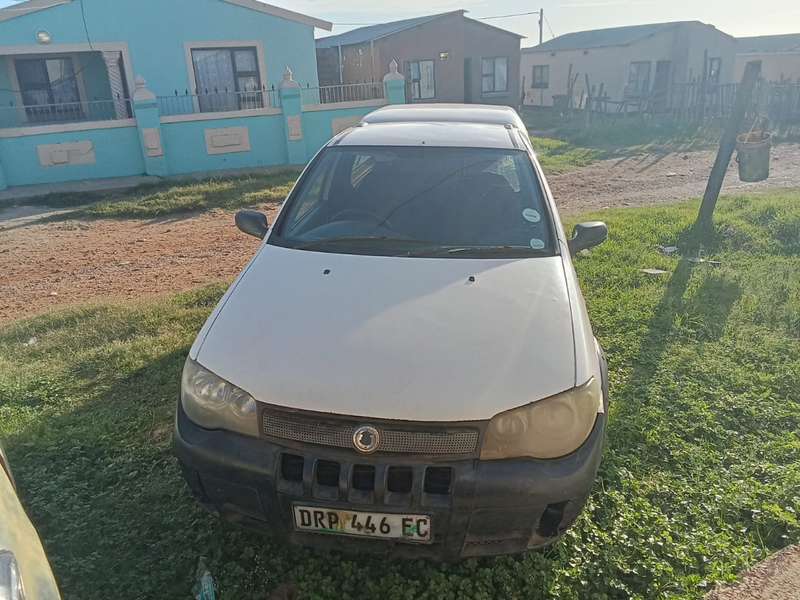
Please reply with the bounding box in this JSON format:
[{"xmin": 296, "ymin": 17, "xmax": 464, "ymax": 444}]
[
  {"xmin": 0, "ymin": 442, "xmax": 61, "ymax": 599},
  {"xmin": 174, "ymin": 104, "xmax": 609, "ymax": 560}
]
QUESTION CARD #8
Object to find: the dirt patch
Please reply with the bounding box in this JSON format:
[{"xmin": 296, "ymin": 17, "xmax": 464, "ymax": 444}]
[
  {"xmin": 2, "ymin": 144, "xmax": 800, "ymax": 324},
  {"xmin": 549, "ymin": 143, "xmax": 800, "ymax": 212},
  {"xmin": 0, "ymin": 207, "xmax": 276, "ymax": 324},
  {"xmin": 705, "ymin": 545, "xmax": 800, "ymax": 600}
]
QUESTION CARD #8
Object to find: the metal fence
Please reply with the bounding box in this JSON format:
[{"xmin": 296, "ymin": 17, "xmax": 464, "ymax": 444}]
[
  {"xmin": 157, "ymin": 88, "xmax": 281, "ymax": 116},
  {"xmin": 301, "ymin": 82, "xmax": 385, "ymax": 106},
  {"xmin": 0, "ymin": 98, "xmax": 134, "ymax": 128}
]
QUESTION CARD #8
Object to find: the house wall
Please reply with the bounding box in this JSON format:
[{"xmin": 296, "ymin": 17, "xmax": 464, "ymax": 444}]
[
  {"xmin": 0, "ymin": 124, "xmax": 143, "ymax": 186},
  {"xmin": 379, "ymin": 12, "xmax": 466, "ymax": 104},
  {"xmin": 161, "ymin": 113, "xmax": 287, "ymax": 175},
  {"xmin": 0, "ymin": 0, "xmax": 320, "ymax": 97},
  {"xmin": 735, "ymin": 53, "xmax": 800, "ymax": 83},
  {"xmin": 521, "ymin": 22, "xmax": 736, "ymax": 107},
  {"xmin": 340, "ymin": 41, "xmax": 382, "ymax": 84},
  {"xmin": 463, "ymin": 19, "xmax": 521, "ymax": 107}
]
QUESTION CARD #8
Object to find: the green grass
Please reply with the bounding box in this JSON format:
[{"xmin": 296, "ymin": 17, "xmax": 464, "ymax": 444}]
[
  {"xmin": 523, "ymin": 106, "xmax": 723, "ymax": 155},
  {"xmin": 2, "ymin": 190, "xmax": 800, "ymax": 599},
  {"xmin": 6, "ymin": 171, "xmax": 298, "ymax": 220},
  {"xmin": 530, "ymin": 136, "xmax": 605, "ymax": 174}
]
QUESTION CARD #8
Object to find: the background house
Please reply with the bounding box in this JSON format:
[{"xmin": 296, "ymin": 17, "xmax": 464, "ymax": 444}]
[
  {"xmin": 316, "ymin": 11, "xmax": 522, "ymax": 106},
  {"xmin": 0, "ymin": 0, "xmax": 404, "ymax": 191},
  {"xmin": 735, "ymin": 34, "xmax": 800, "ymax": 83},
  {"xmin": 521, "ymin": 21, "xmax": 736, "ymax": 109}
]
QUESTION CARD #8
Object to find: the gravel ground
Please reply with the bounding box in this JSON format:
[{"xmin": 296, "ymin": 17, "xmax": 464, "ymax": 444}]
[
  {"xmin": 2, "ymin": 144, "xmax": 800, "ymax": 324},
  {"xmin": 705, "ymin": 545, "xmax": 800, "ymax": 600},
  {"xmin": 548, "ymin": 143, "xmax": 800, "ymax": 212}
]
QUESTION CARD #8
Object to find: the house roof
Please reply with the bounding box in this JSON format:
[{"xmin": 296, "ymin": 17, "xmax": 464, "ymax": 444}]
[
  {"xmin": 737, "ymin": 34, "xmax": 800, "ymax": 54},
  {"xmin": 523, "ymin": 21, "xmax": 713, "ymax": 53},
  {"xmin": 316, "ymin": 11, "xmax": 464, "ymax": 49},
  {"xmin": 0, "ymin": 0, "xmax": 333, "ymax": 30}
]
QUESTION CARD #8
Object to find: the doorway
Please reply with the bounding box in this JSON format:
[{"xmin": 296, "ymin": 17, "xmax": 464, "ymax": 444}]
[{"xmin": 653, "ymin": 60, "xmax": 671, "ymax": 109}]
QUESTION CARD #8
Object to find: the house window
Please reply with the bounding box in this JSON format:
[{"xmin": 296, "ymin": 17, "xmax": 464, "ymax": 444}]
[
  {"xmin": 14, "ymin": 57, "xmax": 82, "ymax": 122},
  {"xmin": 191, "ymin": 47, "xmax": 262, "ymax": 112},
  {"xmin": 628, "ymin": 61, "xmax": 651, "ymax": 94},
  {"xmin": 410, "ymin": 60, "xmax": 435, "ymax": 100},
  {"xmin": 532, "ymin": 65, "xmax": 549, "ymax": 89},
  {"xmin": 482, "ymin": 57, "xmax": 508, "ymax": 93},
  {"xmin": 707, "ymin": 58, "xmax": 722, "ymax": 85}
]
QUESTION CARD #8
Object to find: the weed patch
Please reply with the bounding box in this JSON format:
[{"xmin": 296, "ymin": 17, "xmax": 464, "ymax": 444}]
[{"xmin": 1, "ymin": 190, "xmax": 799, "ymax": 599}]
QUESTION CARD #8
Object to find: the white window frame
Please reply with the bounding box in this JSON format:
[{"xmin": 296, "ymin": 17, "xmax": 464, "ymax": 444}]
[
  {"xmin": 1, "ymin": 42, "xmax": 132, "ymax": 124},
  {"xmin": 481, "ymin": 56, "xmax": 509, "ymax": 94},
  {"xmin": 531, "ymin": 65, "xmax": 549, "ymax": 90},
  {"xmin": 184, "ymin": 41, "xmax": 268, "ymax": 112},
  {"xmin": 410, "ymin": 59, "xmax": 436, "ymax": 101},
  {"xmin": 628, "ymin": 61, "xmax": 651, "ymax": 95}
]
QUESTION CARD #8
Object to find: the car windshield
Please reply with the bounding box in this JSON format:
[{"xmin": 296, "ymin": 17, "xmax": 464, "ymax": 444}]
[{"xmin": 270, "ymin": 145, "xmax": 554, "ymax": 257}]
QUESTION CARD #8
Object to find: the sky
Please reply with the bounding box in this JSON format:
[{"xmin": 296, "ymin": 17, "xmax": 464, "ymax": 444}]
[{"xmin": 0, "ymin": 0, "xmax": 798, "ymax": 44}]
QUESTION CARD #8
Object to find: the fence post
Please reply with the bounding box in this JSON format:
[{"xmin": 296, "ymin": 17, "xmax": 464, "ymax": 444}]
[
  {"xmin": 279, "ymin": 67, "xmax": 306, "ymax": 165},
  {"xmin": 132, "ymin": 75, "xmax": 169, "ymax": 177},
  {"xmin": 383, "ymin": 60, "xmax": 406, "ymax": 104}
]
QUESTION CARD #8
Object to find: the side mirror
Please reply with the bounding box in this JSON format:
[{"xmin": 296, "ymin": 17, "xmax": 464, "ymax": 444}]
[
  {"xmin": 568, "ymin": 221, "xmax": 608, "ymax": 256},
  {"xmin": 235, "ymin": 210, "xmax": 269, "ymax": 239}
]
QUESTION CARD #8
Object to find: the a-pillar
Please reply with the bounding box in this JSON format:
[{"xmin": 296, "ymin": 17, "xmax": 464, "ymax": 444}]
[
  {"xmin": 132, "ymin": 75, "xmax": 169, "ymax": 177},
  {"xmin": 102, "ymin": 51, "xmax": 129, "ymax": 120},
  {"xmin": 278, "ymin": 66, "xmax": 306, "ymax": 165},
  {"xmin": 383, "ymin": 60, "xmax": 406, "ymax": 105}
]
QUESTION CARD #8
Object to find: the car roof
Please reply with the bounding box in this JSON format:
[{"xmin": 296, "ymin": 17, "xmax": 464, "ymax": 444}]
[
  {"xmin": 361, "ymin": 104, "xmax": 527, "ymax": 130},
  {"xmin": 333, "ymin": 121, "xmax": 522, "ymax": 150}
]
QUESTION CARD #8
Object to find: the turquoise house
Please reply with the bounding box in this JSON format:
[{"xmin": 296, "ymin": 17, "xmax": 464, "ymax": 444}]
[{"xmin": 0, "ymin": 0, "xmax": 404, "ymax": 191}]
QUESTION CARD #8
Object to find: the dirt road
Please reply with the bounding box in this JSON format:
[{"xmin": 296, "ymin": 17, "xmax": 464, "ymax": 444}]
[
  {"xmin": 705, "ymin": 545, "xmax": 800, "ymax": 600},
  {"xmin": 2, "ymin": 144, "xmax": 800, "ymax": 324},
  {"xmin": 549, "ymin": 143, "xmax": 800, "ymax": 212}
]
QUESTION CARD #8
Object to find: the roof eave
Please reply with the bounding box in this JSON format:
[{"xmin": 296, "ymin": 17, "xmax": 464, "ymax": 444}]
[
  {"xmin": 0, "ymin": 0, "xmax": 72, "ymax": 24},
  {"xmin": 221, "ymin": 0, "xmax": 332, "ymax": 30},
  {"xmin": 0, "ymin": 0, "xmax": 333, "ymax": 29}
]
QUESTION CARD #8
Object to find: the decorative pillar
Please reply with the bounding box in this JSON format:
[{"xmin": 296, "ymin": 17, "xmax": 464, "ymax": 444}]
[
  {"xmin": 132, "ymin": 75, "xmax": 169, "ymax": 177},
  {"xmin": 383, "ymin": 60, "xmax": 406, "ymax": 105},
  {"xmin": 102, "ymin": 51, "xmax": 128, "ymax": 120},
  {"xmin": 278, "ymin": 66, "xmax": 306, "ymax": 165}
]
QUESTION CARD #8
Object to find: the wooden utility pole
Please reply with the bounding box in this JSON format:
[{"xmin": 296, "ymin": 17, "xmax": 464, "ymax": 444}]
[
  {"xmin": 696, "ymin": 60, "xmax": 762, "ymax": 222},
  {"xmin": 538, "ymin": 9, "xmax": 544, "ymax": 45}
]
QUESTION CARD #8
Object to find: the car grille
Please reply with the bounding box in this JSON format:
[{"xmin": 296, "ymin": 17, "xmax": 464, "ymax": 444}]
[
  {"xmin": 278, "ymin": 452, "xmax": 456, "ymax": 505},
  {"xmin": 262, "ymin": 412, "xmax": 479, "ymax": 455}
]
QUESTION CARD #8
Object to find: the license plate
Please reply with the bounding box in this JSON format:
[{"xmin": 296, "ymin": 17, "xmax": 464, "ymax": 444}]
[{"xmin": 293, "ymin": 505, "xmax": 432, "ymax": 543}]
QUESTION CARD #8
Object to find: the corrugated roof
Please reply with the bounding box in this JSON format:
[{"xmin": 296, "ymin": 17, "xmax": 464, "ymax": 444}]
[
  {"xmin": 737, "ymin": 34, "xmax": 800, "ymax": 54},
  {"xmin": 316, "ymin": 11, "xmax": 464, "ymax": 48},
  {"xmin": 523, "ymin": 21, "xmax": 693, "ymax": 53}
]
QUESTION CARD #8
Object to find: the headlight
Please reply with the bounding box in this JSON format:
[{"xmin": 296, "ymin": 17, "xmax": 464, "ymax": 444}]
[
  {"xmin": 480, "ymin": 378, "xmax": 601, "ymax": 460},
  {"xmin": 181, "ymin": 358, "xmax": 259, "ymax": 437},
  {"xmin": 0, "ymin": 551, "xmax": 25, "ymax": 600}
]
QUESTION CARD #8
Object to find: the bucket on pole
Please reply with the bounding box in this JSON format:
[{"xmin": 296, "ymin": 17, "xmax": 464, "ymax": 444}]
[{"xmin": 735, "ymin": 131, "xmax": 771, "ymax": 183}]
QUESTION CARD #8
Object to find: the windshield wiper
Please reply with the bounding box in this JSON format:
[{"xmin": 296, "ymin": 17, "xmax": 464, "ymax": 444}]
[
  {"xmin": 406, "ymin": 245, "xmax": 549, "ymax": 257},
  {"xmin": 296, "ymin": 236, "xmax": 435, "ymax": 250}
]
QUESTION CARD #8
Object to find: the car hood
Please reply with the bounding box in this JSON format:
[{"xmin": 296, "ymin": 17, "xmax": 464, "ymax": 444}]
[{"xmin": 195, "ymin": 244, "xmax": 576, "ymax": 422}]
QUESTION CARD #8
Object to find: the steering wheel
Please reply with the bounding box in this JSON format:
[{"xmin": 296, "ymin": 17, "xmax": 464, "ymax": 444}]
[{"xmin": 330, "ymin": 209, "xmax": 394, "ymax": 231}]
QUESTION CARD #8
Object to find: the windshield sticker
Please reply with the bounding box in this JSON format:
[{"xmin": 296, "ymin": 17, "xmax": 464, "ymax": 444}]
[
  {"xmin": 530, "ymin": 238, "xmax": 545, "ymax": 250},
  {"xmin": 522, "ymin": 208, "xmax": 541, "ymax": 223}
]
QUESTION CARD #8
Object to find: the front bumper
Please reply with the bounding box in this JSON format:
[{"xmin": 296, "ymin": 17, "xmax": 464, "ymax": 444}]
[{"xmin": 173, "ymin": 400, "xmax": 606, "ymax": 560}]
